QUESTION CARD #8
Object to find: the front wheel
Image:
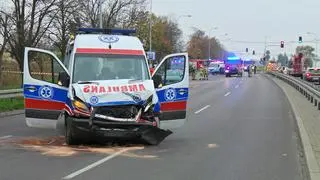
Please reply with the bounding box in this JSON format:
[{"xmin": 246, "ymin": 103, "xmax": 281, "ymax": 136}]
[{"xmin": 65, "ymin": 117, "xmax": 80, "ymax": 145}]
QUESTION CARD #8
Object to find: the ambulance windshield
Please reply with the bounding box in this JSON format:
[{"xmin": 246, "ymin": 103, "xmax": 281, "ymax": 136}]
[{"xmin": 72, "ymin": 54, "xmax": 149, "ymax": 83}]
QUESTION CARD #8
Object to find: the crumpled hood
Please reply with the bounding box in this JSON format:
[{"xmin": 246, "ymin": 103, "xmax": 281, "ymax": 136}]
[{"xmin": 72, "ymin": 80, "xmax": 155, "ymax": 106}]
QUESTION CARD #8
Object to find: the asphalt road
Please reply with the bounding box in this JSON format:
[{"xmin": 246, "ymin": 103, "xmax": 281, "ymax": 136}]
[{"xmin": 0, "ymin": 74, "xmax": 307, "ymax": 180}]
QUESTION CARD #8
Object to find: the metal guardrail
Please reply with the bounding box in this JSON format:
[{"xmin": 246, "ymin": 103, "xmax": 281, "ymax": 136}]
[
  {"xmin": 0, "ymin": 89, "xmax": 23, "ymax": 99},
  {"xmin": 269, "ymin": 72, "xmax": 320, "ymax": 110}
]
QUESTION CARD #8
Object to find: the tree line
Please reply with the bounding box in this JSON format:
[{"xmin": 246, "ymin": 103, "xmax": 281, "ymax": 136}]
[
  {"xmin": 0, "ymin": 0, "xmax": 185, "ymax": 75},
  {"xmin": 0, "ymin": 0, "xmax": 226, "ymax": 80},
  {"xmin": 187, "ymin": 28, "xmax": 226, "ymax": 60}
]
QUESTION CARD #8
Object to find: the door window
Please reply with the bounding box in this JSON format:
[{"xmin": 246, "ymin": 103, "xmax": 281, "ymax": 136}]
[
  {"xmin": 28, "ymin": 50, "xmax": 66, "ymax": 85},
  {"xmin": 154, "ymin": 56, "xmax": 186, "ymax": 86}
]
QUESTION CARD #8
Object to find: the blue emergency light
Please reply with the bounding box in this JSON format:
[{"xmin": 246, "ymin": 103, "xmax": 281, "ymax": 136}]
[
  {"xmin": 227, "ymin": 56, "xmax": 240, "ymax": 60},
  {"xmin": 77, "ymin": 28, "xmax": 136, "ymax": 36}
]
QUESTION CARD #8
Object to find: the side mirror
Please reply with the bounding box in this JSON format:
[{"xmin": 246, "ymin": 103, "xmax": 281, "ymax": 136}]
[
  {"xmin": 152, "ymin": 74, "xmax": 162, "ymax": 88},
  {"xmin": 58, "ymin": 71, "xmax": 70, "ymax": 87}
]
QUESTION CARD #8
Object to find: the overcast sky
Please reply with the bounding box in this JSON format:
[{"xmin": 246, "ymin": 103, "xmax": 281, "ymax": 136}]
[{"xmin": 152, "ymin": 0, "xmax": 320, "ymax": 59}]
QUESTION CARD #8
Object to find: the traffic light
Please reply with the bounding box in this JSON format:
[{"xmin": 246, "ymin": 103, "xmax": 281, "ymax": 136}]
[
  {"xmin": 253, "ymin": 50, "xmax": 255, "ymax": 55},
  {"xmin": 246, "ymin": 48, "xmax": 248, "ymax": 52},
  {"xmin": 299, "ymin": 36, "xmax": 302, "ymax": 43},
  {"xmin": 280, "ymin": 41, "xmax": 284, "ymax": 48}
]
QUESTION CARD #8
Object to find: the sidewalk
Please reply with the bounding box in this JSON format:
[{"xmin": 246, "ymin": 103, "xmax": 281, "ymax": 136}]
[{"xmin": 272, "ymin": 77, "xmax": 320, "ymax": 180}]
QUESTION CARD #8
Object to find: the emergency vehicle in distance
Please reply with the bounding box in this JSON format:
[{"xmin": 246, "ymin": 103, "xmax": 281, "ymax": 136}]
[
  {"xmin": 23, "ymin": 28, "xmax": 189, "ymax": 145},
  {"xmin": 290, "ymin": 53, "xmax": 304, "ymax": 77},
  {"xmin": 224, "ymin": 56, "xmax": 243, "ymax": 77}
]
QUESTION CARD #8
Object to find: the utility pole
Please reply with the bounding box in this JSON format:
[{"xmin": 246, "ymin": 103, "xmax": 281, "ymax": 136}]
[
  {"xmin": 263, "ymin": 36, "xmax": 268, "ymax": 66},
  {"xmin": 208, "ymin": 37, "xmax": 211, "ymax": 60}
]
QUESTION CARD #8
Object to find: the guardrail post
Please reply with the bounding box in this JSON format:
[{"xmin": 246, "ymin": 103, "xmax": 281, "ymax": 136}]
[
  {"xmin": 315, "ymin": 99, "xmax": 318, "ymax": 106},
  {"xmin": 311, "ymin": 96, "xmax": 313, "ymax": 103},
  {"xmin": 318, "ymin": 102, "xmax": 320, "ymax": 110}
]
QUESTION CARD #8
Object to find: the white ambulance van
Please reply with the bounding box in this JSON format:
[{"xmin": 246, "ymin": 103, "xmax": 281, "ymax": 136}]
[{"xmin": 23, "ymin": 28, "xmax": 189, "ymax": 145}]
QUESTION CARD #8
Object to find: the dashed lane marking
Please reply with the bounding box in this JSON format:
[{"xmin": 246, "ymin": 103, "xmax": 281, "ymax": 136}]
[
  {"xmin": 0, "ymin": 135, "xmax": 13, "ymax": 141},
  {"xmin": 224, "ymin": 92, "xmax": 231, "ymax": 97},
  {"xmin": 235, "ymin": 85, "xmax": 239, "ymax": 89},
  {"xmin": 194, "ymin": 105, "xmax": 211, "ymax": 114},
  {"xmin": 62, "ymin": 148, "xmax": 130, "ymax": 179}
]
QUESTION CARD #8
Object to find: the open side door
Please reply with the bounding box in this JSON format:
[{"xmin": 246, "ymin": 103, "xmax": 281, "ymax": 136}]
[
  {"xmin": 23, "ymin": 47, "xmax": 70, "ymax": 129},
  {"xmin": 152, "ymin": 53, "xmax": 189, "ymax": 131}
]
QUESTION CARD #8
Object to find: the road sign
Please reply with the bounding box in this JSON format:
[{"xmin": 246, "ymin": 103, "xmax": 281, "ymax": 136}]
[{"xmin": 147, "ymin": 51, "xmax": 156, "ymax": 60}]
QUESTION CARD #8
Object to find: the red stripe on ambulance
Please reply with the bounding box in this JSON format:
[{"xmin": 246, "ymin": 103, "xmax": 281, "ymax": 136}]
[
  {"xmin": 25, "ymin": 98, "xmax": 65, "ymax": 110},
  {"xmin": 25, "ymin": 98, "xmax": 73, "ymax": 115},
  {"xmin": 76, "ymin": 48, "xmax": 144, "ymax": 55},
  {"xmin": 160, "ymin": 101, "xmax": 187, "ymax": 111}
]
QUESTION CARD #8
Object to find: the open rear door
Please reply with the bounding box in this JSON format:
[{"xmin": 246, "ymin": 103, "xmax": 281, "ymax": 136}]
[
  {"xmin": 23, "ymin": 47, "xmax": 70, "ymax": 129},
  {"xmin": 152, "ymin": 53, "xmax": 189, "ymax": 131}
]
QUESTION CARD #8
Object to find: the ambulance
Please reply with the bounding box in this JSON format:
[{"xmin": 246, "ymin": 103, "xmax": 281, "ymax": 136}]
[{"xmin": 23, "ymin": 28, "xmax": 189, "ymax": 145}]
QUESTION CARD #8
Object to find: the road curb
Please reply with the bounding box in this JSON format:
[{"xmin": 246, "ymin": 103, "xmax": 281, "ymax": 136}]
[
  {"xmin": 267, "ymin": 74, "xmax": 320, "ymax": 180},
  {"xmin": 0, "ymin": 109, "xmax": 25, "ymax": 118}
]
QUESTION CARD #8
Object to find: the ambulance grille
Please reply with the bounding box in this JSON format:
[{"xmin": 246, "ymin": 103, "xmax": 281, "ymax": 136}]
[{"xmin": 95, "ymin": 105, "xmax": 139, "ymax": 119}]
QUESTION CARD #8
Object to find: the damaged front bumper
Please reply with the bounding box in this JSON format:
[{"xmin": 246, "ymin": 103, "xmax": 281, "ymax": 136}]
[{"xmin": 70, "ymin": 116, "xmax": 172, "ymax": 145}]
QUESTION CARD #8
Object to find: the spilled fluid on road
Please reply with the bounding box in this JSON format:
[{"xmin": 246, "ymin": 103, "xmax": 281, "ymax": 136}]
[{"xmin": 0, "ymin": 136, "xmax": 157, "ymax": 158}]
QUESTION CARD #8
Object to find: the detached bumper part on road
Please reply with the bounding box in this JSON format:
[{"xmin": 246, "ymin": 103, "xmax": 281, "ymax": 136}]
[{"xmin": 69, "ymin": 116, "xmax": 172, "ymax": 145}]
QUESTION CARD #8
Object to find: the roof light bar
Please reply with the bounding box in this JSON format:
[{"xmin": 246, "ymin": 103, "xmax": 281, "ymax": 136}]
[{"xmin": 77, "ymin": 28, "xmax": 136, "ymax": 36}]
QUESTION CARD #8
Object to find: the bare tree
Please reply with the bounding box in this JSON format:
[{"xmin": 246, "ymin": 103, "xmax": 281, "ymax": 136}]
[
  {"xmin": 103, "ymin": 0, "xmax": 146, "ymax": 28},
  {"xmin": 0, "ymin": 13, "xmax": 10, "ymax": 83},
  {"xmin": 78, "ymin": 0, "xmax": 146, "ymax": 28},
  {"xmin": 4, "ymin": 0, "xmax": 57, "ymax": 73},
  {"xmin": 164, "ymin": 17, "xmax": 183, "ymax": 52},
  {"xmin": 47, "ymin": 0, "xmax": 79, "ymax": 59},
  {"xmin": 77, "ymin": 0, "xmax": 100, "ymax": 28}
]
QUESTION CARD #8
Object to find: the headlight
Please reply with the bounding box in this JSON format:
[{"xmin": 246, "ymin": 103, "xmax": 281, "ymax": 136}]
[
  {"xmin": 72, "ymin": 99, "xmax": 89, "ymax": 112},
  {"xmin": 144, "ymin": 95, "xmax": 153, "ymax": 112}
]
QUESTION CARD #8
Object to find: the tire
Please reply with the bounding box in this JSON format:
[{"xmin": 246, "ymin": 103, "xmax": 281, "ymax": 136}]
[{"xmin": 65, "ymin": 116, "xmax": 80, "ymax": 145}]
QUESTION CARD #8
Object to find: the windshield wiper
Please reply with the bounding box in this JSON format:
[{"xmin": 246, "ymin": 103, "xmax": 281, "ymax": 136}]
[{"xmin": 77, "ymin": 81, "xmax": 100, "ymax": 85}]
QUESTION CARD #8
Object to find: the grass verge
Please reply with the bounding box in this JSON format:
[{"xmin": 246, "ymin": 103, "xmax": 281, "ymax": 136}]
[{"xmin": 0, "ymin": 97, "xmax": 24, "ymax": 113}]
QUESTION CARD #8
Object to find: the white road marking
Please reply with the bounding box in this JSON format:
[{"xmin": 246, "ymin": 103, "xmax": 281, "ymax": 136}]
[
  {"xmin": 62, "ymin": 148, "xmax": 129, "ymax": 179},
  {"xmin": 235, "ymin": 85, "xmax": 239, "ymax": 89},
  {"xmin": 0, "ymin": 135, "xmax": 13, "ymax": 140},
  {"xmin": 224, "ymin": 92, "xmax": 231, "ymax": 97},
  {"xmin": 194, "ymin": 105, "xmax": 211, "ymax": 114}
]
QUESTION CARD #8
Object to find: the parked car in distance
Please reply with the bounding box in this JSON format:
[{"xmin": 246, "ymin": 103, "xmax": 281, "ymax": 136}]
[{"xmin": 303, "ymin": 68, "xmax": 320, "ymax": 82}]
